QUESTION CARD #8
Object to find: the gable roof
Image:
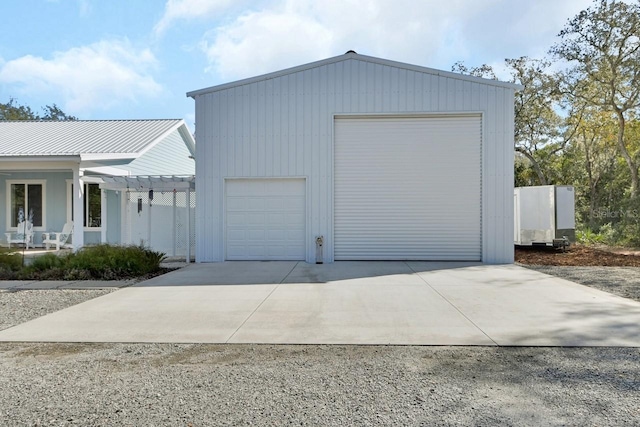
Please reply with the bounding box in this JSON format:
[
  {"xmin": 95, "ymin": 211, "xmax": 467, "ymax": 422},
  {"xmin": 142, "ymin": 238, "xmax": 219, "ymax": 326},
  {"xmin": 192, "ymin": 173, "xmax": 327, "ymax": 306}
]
[
  {"xmin": 187, "ymin": 51, "xmax": 521, "ymax": 98},
  {"xmin": 0, "ymin": 119, "xmax": 195, "ymax": 162}
]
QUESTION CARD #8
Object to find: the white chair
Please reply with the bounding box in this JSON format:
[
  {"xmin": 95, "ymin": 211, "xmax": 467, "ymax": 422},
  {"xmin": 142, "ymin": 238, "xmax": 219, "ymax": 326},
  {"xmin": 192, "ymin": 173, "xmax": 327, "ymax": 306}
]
[
  {"xmin": 5, "ymin": 221, "xmax": 34, "ymax": 249},
  {"xmin": 42, "ymin": 222, "xmax": 73, "ymax": 250}
]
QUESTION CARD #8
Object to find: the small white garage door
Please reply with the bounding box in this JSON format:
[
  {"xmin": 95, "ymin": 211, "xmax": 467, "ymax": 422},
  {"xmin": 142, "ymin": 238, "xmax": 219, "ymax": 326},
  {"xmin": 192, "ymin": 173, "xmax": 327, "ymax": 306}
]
[
  {"xmin": 334, "ymin": 115, "xmax": 482, "ymax": 260},
  {"xmin": 226, "ymin": 179, "xmax": 305, "ymax": 260}
]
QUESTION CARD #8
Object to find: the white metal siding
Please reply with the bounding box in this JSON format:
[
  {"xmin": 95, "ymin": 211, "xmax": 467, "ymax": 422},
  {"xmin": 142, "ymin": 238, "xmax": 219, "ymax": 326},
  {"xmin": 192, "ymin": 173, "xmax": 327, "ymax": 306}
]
[
  {"xmin": 120, "ymin": 129, "xmax": 195, "ymax": 176},
  {"xmin": 194, "ymin": 56, "xmax": 515, "ymax": 263},
  {"xmin": 225, "ymin": 179, "xmax": 305, "ymax": 260},
  {"xmin": 334, "ymin": 115, "xmax": 481, "ymax": 260}
]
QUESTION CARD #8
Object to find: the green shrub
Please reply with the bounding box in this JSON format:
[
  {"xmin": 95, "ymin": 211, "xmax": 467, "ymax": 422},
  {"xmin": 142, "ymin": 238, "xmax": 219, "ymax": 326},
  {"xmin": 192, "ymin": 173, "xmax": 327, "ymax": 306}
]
[
  {"xmin": 19, "ymin": 252, "xmax": 67, "ymax": 280},
  {"xmin": 577, "ymin": 223, "xmax": 617, "ymax": 245},
  {"xmin": 29, "ymin": 253, "xmax": 65, "ymax": 271},
  {"xmin": 0, "ymin": 248, "xmax": 23, "ymax": 271},
  {"xmin": 577, "ymin": 228, "xmax": 604, "ymax": 244},
  {"xmin": 614, "ymin": 222, "xmax": 640, "ymax": 248},
  {"xmin": 66, "ymin": 244, "xmax": 166, "ymax": 279},
  {"xmin": 1, "ymin": 244, "xmax": 166, "ymax": 280}
]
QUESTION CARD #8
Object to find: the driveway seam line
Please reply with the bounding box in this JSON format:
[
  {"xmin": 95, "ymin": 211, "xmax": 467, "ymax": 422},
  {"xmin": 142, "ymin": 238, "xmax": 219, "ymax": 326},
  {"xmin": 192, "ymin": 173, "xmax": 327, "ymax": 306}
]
[
  {"xmin": 225, "ymin": 261, "xmax": 300, "ymax": 343},
  {"xmin": 404, "ymin": 262, "xmax": 499, "ymax": 346},
  {"xmin": 278, "ymin": 261, "xmax": 300, "ymax": 285}
]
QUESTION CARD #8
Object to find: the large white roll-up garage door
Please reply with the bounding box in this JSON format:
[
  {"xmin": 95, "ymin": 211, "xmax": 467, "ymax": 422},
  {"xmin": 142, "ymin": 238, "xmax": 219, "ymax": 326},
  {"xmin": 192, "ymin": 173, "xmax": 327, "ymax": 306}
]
[
  {"xmin": 226, "ymin": 179, "xmax": 305, "ymax": 260},
  {"xmin": 334, "ymin": 115, "xmax": 482, "ymax": 260}
]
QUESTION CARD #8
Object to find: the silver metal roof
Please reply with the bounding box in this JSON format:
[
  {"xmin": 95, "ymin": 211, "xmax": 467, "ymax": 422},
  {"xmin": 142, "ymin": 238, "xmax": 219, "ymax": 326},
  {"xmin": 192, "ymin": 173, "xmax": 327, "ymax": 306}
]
[{"xmin": 0, "ymin": 119, "xmax": 186, "ymax": 158}]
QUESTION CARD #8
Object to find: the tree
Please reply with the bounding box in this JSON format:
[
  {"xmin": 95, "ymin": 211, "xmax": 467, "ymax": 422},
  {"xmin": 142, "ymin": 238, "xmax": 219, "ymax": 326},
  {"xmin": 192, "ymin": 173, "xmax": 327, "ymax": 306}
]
[
  {"xmin": 40, "ymin": 104, "xmax": 77, "ymax": 121},
  {"xmin": 568, "ymin": 109, "xmax": 619, "ymax": 226},
  {"xmin": 453, "ymin": 57, "xmax": 570, "ymax": 185},
  {"xmin": 0, "ymin": 98, "xmax": 37, "ymax": 120},
  {"xmin": 508, "ymin": 57, "xmax": 569, "ymax": 185},
  {"xmin": 451, "ymin": 62, "xmax": 497, "ymax": 80},
  {"xmin": 551, "ymin": 0, "xmax": 640, "ymax": 197},
  {"xmin": 0, "ymin": 98, "xmax": 77, "ymax": 121}
]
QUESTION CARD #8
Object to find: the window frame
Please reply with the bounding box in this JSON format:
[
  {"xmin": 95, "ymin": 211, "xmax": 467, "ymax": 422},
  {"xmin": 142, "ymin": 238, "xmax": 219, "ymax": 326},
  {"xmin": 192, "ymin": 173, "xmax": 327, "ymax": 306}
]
[
  {"xmin": 66, "ymin": 180, "xmax": 103, "ymax": 231},
  {"xmin": 5, "ymin": 179, "xmax": 47, "ymax": 231}
]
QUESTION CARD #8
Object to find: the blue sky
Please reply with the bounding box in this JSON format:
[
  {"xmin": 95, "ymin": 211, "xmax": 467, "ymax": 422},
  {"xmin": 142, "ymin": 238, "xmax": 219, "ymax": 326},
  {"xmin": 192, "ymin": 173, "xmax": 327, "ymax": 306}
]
[{"xmin": 0, "ymin": 0, "xmax": 593, "ymax": 130}]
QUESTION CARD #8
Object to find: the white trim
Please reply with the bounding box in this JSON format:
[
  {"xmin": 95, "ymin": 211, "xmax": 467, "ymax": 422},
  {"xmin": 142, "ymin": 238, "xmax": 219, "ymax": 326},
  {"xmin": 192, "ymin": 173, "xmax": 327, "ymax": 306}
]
[
  {"xmin": 186, "ymin": 188, "xmax": 191, "ymax": 263},
  {"xmin": 82, "ymin": 166, "xmax": 133, "ymax": 176},
  {"xmin": 0, "ymin": 160, "xmax": 79, "ymax": 171},
  {"xmin": 72, "ymin": 166, "xmax": 84, "ymax": 250},
  {"xmin": 99, "ymin": 175, "xmax": 195, "ymax": 191},
  {"xmin": 177, "ymin": 123, "xmax": 196, "ymax": 157},
  {"xmin": 480, "ymin": 111, "xmax": 486, "ymax": 262},
  {"xmin": 0, "ymin": 156, "xmax": 80, "ymax": 163},
  {"xmin": 333, "ymin": 111, "xmax": 485, "ymax": 119},
  {"xmin": 66, "ymin": 179, "xmax": 72, "ymax": 224},
  {"xmin": 5, "ymin": 179, "xmax": 47, "ymax": 231},
  {"xmin": 80, "ymin": 153, "xmax": 137, "ymax": 162},
  {"xmin": 100, "ymin": 189, "xmax": 107, "ymax": 243},
  {"xmin": 66, "ymin": 180, "xmax": 103, "ymax": 231}
]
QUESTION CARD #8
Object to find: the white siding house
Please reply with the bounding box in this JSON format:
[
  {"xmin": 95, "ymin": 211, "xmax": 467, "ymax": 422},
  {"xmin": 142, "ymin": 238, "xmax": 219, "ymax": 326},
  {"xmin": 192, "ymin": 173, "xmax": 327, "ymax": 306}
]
[
  {"xmin": 188, "ymin": 52, "xmax": 519, "ymax": 264},
  {"xmin": 0, "ymin": 119, "xmax": 195, "ymax": 255}
]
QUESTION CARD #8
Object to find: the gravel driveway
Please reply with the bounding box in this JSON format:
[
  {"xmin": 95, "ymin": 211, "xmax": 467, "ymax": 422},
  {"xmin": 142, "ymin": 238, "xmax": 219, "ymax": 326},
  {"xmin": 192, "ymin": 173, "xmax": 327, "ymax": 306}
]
[
  {"xmin": 0, "ymin": 342, "xmax": 639, "ymax": 426},
  {"xmin": 1, "ymin": 269, "xmax": 639, "ymax": 426},
  {"xmin": 522, "ymin": 265, "xmax": 640, "ymax": 302},
  {"xmin": 0, "ymin": 289, "xmax": 114, "ymax": 331}
]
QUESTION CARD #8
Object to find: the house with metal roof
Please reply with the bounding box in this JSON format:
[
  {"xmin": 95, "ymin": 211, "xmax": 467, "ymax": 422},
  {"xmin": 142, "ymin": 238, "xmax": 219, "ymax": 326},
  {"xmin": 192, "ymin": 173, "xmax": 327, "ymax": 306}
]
[{"xmin": 0, "ymin": 119, "xmax": 195, "ymax": 255}]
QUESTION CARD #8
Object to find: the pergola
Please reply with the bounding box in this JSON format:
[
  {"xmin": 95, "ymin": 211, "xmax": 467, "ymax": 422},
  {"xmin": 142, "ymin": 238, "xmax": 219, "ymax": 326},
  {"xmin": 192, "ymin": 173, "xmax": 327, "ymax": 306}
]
[{"xmin": 89, "ymin": 175, "xmax": 195, "ymax": 262}]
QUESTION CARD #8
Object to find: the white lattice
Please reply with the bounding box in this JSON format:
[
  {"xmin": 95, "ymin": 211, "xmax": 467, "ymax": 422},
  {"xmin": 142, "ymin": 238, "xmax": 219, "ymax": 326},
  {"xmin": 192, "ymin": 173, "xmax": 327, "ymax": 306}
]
[{"xmin": 120, "ymin": 188, "xmax": 195, "ymax": 261}]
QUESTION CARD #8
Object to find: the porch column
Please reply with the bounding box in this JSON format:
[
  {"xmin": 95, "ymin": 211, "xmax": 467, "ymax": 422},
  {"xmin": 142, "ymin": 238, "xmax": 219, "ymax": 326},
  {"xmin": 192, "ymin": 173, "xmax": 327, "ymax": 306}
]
[
  {"xmin": 100, "ymin": 189, "xmax": 107, "ymax": 243},
  {"xmin": 172, "ymin": 190, "xmax": 177, "ymax": 257},
  {"xmin": 186, "ymin": 188, "xmax": 191, "ymax": 263},
  {"xmin": 72, "ymin": 166, "xmax": 84, "ymax": 250}
]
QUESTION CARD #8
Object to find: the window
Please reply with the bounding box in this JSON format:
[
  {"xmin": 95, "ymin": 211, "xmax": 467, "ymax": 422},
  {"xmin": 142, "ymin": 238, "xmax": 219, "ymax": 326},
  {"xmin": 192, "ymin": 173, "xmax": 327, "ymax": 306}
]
[
  {"xmin": 85, "ymin": 184, "xmax": 102, "ymax": 228},
  {"xmin": 6, "ymin": 180, "xmax": 46, "ymax": 229},
  {"xmin": 67, "ymin": 182, "xmax": 102, "ymax": 229}
]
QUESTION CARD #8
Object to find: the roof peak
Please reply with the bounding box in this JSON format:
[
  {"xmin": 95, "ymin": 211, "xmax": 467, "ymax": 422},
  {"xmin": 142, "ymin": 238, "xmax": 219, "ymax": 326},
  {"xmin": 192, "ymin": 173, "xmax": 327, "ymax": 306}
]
[{"xmin": 187, "ymin": 52, "xmax": 521, "ymax": 97}]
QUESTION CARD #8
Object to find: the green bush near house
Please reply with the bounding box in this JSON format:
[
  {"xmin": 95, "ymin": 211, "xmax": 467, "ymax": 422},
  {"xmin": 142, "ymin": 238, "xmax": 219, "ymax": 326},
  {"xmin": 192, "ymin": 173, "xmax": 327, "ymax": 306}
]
[
  {"xmin": 65, "ymin": 244, "xmax": 166, "ymax": 280},
  {"xmin": 0, "ymin": 244, "xmax": 166, "ymax": 280},
  {"xmin": 0, "ymin": 248, "xmax": 23, "ymax": 276}
]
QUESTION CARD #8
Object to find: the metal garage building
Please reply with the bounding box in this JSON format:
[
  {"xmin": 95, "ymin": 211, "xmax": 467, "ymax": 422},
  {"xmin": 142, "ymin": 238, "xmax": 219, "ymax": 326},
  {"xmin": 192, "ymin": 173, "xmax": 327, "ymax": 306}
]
[{"xmin": 187, "ymin": 52, "xmax": 519, "ymax": 263}]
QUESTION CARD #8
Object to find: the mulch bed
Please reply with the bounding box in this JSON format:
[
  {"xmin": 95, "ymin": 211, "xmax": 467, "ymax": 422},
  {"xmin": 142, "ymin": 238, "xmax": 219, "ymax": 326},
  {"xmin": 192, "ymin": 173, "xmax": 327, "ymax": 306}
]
[{"xmin": 515, "ymin": 245, "xmax": 640, "ymax": 267}]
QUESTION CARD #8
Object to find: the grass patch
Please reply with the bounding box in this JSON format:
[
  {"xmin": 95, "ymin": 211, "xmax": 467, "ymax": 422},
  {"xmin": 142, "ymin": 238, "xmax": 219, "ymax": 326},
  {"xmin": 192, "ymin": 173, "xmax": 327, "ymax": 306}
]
[{"xmin": 0, "ymin": 244, "xmax": 166, "ymax": 280}]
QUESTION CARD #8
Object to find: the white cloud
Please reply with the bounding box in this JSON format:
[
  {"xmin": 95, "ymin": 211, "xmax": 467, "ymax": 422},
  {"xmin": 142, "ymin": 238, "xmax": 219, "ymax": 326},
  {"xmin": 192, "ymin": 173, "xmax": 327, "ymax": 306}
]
[
  {"xmin": 198, "ymin": 0, "xmax": 495, "ymax": 80},
  {"xmin": 197, "ymin": 0, "xmax": 595, "ymax": 82},
  {"xmin": 154, "ymin": 0, "xmax": 235, "ymax": 36},
  {"xmin": 201, "ymin": 7, "xmax": 334, "ymax": 80},
  {"xmin": 0, "ymin": 39, "xmax": 163, "ymax": 115},
  {"xmin": 456, "ymin": 0, "xmax": 594, "ymax": 63}
]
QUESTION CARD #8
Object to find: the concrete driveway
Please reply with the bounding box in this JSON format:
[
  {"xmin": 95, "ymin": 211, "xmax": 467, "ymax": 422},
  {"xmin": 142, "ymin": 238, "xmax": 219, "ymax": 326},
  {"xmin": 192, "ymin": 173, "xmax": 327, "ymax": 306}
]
[{"xmin": 1, "ymin": 261, "xmax": 639, "ymax": 346}]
